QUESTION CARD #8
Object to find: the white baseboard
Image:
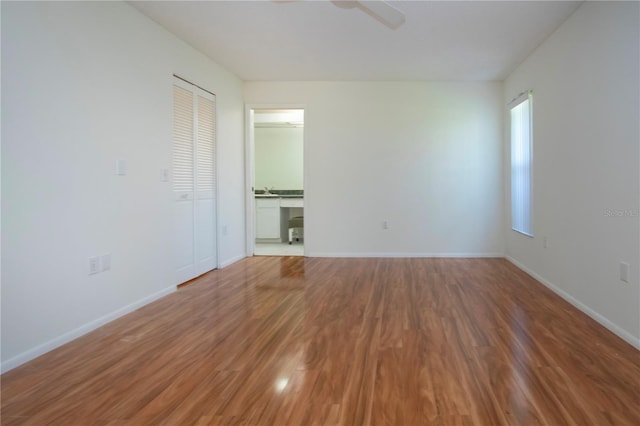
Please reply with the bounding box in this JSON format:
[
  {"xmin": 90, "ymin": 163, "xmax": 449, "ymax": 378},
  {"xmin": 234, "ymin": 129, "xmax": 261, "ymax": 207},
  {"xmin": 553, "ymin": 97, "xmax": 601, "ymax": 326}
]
[
  {"xmin": 219, "ymin": 253, "xmax": 247, "ymax": 268},
  {"xmin": 0, "ymin": 285, "xmax": 176, "ymax": 374},
  {"xmin": 506, "ymin": 256, "xmax": 640, "ymax": 350},
  {"xmin": 307, "ymin": 252, "xmax": 505, "ymax": 258}
]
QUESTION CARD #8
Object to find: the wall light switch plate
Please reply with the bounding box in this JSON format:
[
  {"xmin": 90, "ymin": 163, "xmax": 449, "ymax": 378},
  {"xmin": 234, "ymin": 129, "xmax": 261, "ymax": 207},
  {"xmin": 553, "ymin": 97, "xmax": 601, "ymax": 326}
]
[
  {"xmin": 161, "ymin": 168, "xmax": 169, "ymax": 182},
  {"xmin": 620, "ymin": 261, "xmax": 629, "ymax": 283},
  {"xmin": 115, "ymin": 159, "xmax": 127, "ymax": 176},
  {"xmin": 101, "ymin": 253, "xmax": 111, "ymax": 272},
  {"xmin": 89, "ymin": 256, "xmax": 100, "ymax": 275}
]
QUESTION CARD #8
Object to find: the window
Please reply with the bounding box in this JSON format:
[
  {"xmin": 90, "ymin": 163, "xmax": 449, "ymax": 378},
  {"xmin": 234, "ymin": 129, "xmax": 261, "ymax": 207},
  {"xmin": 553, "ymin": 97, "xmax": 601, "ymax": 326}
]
[{"xmin": 510, "ymin": 91, "xmax": 533, "ymax": 236}]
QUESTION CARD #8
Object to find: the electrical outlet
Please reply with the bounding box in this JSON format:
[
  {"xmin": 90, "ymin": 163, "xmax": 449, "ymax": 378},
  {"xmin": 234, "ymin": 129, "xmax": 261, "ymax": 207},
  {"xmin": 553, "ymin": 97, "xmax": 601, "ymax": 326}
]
[
  {"xmin": 89, "ymin": 256, "xmax": 100, "ymax": 275},
  {"xmin": 222, "ymin": 225, "xmax": 228, "ymax": 236},
  {"xmin": 383, "ymin": 220, "xmax": 389, "ymax": 229},
  {"xmin": 160, "ymin": 168, "xmax": 169, "ymax": 182},
  {"xmin": 543, "ymin": 236, "xmax": 548, "ymax": 248},
  {"xmin": 101, "ymin": 253, "xmax": 111, "ymax": 272},
  {"xmin": 620, "ymin": 261, "xmax": 629, "ymax": 283}
]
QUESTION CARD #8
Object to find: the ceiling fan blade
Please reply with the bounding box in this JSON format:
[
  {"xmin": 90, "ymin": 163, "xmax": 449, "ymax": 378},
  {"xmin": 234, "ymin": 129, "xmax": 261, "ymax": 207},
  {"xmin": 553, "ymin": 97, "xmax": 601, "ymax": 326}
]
[
  {"xmin": 280, "ymin": 0, "xmax": 406, "ymax": 30},
  {"xmin": 356, "ymin": 1, "xmax": 405, "ymax": 29}
]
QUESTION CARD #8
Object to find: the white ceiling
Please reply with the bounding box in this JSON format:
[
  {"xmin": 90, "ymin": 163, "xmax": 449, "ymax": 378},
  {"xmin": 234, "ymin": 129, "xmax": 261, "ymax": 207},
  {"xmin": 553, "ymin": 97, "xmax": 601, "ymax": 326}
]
[{"xmin": 130, "ymin": 0, "xmax": 582, "ymax": 81}]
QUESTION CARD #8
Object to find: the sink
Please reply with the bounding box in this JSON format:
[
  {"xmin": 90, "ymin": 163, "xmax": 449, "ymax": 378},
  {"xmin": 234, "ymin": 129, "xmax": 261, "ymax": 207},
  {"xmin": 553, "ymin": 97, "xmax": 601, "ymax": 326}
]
[{"xmin": 256, "ymin": 194, "xmax": 279, "ymax": 197}]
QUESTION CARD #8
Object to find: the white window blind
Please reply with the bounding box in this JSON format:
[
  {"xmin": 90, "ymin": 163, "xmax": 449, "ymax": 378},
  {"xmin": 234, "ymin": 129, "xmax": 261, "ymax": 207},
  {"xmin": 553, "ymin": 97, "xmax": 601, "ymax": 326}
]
[
  {"xmin": 196, "ymin": 95, "xmax": 215, "ymax": 193},
  {"xmin": 510, "ymin": 92, "xmax": 533, "ymax": 236},
  {"xmin": 173, "ymin": 85, "xmax": 194, "ymax": 192}
]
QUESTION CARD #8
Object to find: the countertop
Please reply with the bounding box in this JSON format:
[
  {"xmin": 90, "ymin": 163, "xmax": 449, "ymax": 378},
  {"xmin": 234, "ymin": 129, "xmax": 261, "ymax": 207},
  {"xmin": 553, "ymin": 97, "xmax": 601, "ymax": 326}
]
[{"xmin": 255, "ymin": 194, "xmax": 303, "ymax": 199}]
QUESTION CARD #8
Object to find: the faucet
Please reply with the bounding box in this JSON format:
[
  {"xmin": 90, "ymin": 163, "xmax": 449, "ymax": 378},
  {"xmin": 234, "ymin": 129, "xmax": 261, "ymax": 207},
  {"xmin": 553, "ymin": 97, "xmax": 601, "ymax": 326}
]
[{"xmin": 264, "ymin": 186, "xmax": 274, "ymax": 195}]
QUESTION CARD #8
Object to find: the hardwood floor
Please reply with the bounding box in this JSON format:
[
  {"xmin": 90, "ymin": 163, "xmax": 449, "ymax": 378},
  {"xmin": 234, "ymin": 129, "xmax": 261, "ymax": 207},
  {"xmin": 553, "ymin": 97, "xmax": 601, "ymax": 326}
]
[{"xmin": 2, "ymin": 257, "xmax": 639, "ymax": 425}]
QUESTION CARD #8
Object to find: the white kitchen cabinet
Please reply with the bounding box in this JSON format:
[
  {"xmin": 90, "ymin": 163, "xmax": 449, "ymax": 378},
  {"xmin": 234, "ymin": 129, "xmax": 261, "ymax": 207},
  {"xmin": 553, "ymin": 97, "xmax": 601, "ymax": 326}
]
[{"xmin": 255, "ymin": 198, "xmax": 281, "ymax": 239}]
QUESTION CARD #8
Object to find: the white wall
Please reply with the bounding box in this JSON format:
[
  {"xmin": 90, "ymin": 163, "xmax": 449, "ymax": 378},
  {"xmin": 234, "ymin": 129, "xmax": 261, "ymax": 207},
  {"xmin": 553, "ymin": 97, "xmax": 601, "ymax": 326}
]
[
  {"xmin": 1, "ymin": 1, "xmax": 245, "ymax": 371},
  {"xmin": 504, "ymin": 1, "xmax": 640, "ymax": 346},
  {"xmin": 255, "ymin": 127, "xmax": 304, "ymax": 190},
  {"xmin": 244, "ymin": 81, "xmax": 504, "ymax": 257}
]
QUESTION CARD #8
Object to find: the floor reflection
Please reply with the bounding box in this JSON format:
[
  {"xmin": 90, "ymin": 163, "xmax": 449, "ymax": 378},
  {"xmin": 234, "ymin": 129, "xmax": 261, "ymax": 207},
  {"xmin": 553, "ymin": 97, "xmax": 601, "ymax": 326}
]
[
  {"xmin": 254, "ymin": 257, "xmax": 306, "ymax": 291},
  {"xmin": 280, "ymin": 256, "xmax": 305, "ymax": 278},
  {"xmin": 508, "ymin": 305, "xmax": 533, "ymax": 423}
]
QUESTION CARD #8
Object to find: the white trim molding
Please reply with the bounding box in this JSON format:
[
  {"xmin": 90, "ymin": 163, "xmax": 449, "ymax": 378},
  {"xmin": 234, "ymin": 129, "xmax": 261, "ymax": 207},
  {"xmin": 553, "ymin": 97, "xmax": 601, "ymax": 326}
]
[
  {"xmin": 219, "ymin": 254, "xmax": 247, "ymax": 269},
  {"xmin": 307, "ymin": 252, "xmax": 505, "ymax": 258},
  {"xmin": 0, "ymin": 286, "xmax": 176, "ymax": 374},
  {"xmin": 507, "ymin": 256, "xmax": 640, "ymax": 350}
]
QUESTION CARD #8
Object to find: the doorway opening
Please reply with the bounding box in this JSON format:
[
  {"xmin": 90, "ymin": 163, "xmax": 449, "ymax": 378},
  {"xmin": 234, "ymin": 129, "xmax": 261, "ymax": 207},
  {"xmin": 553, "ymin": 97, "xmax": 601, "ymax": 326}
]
[{"xmin": 246, "ymin": 107, "xmax": 305, "ymax": 257}]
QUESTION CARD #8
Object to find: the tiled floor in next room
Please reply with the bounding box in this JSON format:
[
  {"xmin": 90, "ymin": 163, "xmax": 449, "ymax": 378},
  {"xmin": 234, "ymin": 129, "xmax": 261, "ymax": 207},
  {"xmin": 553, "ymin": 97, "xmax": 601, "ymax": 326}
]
[{"xmin": 254, "ymin": 241, "xmax": 304, "ymax": 256}]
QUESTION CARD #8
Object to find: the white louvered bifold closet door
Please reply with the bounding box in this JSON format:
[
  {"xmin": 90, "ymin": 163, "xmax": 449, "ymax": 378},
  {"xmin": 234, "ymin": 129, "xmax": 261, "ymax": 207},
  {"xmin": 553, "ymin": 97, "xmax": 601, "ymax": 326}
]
[
  {"xmin": 194, "ymin": 94, "xmax": 216, "ymax": 275},
  {"xmin": 173, "ymin": 78, "xmax": 217, "ymax": 285}
]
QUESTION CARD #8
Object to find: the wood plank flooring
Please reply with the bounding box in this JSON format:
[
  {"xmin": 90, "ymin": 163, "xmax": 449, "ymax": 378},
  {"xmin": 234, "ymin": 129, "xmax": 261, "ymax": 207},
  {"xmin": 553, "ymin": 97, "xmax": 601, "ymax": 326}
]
[{"xmin": 2, "ymin": 257, "xmax": 639, "ymax": 425}]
